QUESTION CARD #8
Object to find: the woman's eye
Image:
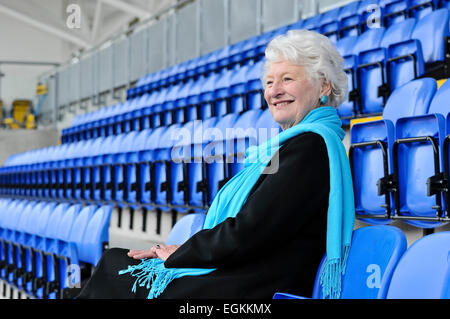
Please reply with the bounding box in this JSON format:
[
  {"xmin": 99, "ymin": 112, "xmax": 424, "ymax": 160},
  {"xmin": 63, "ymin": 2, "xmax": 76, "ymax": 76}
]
[
  {"xmin": 283, "ymin": 77, "xmax": 292, "ymax": 82},
  {"xmin": 266, "ymin": 81, "xmax": 273, "ymax": 87}
]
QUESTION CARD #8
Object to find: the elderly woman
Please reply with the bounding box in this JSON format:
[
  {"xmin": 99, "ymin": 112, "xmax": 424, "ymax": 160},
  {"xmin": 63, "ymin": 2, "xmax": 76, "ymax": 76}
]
[{"xmin": 77, "ymin": 30, "xmax": 355, "ymax": 299}]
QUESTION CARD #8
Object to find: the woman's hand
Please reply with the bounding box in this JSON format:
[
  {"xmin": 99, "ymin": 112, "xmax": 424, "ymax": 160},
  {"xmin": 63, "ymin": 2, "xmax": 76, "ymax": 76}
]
[{"xmin": 127, "ymin": 244, "xmax": 180, "ymax": 262}]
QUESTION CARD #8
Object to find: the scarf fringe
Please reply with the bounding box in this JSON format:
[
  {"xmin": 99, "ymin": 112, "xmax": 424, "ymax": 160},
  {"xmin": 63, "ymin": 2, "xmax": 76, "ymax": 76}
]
[
  {"xmin": 118, "ymin": 259, "xmax": 175, "ymax": 299},
  {"xmin": 319, "ymin": 245, "xmax": 351, "ymax": 299}
]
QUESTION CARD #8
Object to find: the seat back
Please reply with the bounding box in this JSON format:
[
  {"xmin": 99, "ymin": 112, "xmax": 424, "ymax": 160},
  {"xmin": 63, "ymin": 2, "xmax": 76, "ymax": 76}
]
[
  {"xmin": 428, "ymin": 78, "xmax": 450, "ymax": 116},
  {"xmin": 313, "ymin": 225, "xmax": 407, "ymax": 299},
  {"xmin": 387, "ymin": 231, "xmax": 450, "ymax": 298},
  {"xmin": 350, "ymin": 78, "xmax": 436, "ymax": 223},
  {"xmin": 79, "ymin": 205, "xmax": 112, "ymax": 266},
  {"xmin": 230, "ymin": 109, "xmax": 263, "ymax": 176},
  {"xmin": 165, "ymin": 213, "xmax": 206, "ymax": 245},
  {"xmin": 411, "ymin": 8, "xmax": 450, "ymax": 64},
  {"xmin": 254, "ymin": 108, "xmax": 281, "ymax": 144},
  {"xmin": 383, "ymin": 77, "xmax": 437, "ymax": 125}
]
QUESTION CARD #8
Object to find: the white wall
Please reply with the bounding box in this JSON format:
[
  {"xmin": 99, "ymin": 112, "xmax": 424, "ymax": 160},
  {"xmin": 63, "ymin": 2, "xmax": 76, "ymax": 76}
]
[{"xmin": 0, "ymin": 5, "xmax": 72, "ymax": 114}]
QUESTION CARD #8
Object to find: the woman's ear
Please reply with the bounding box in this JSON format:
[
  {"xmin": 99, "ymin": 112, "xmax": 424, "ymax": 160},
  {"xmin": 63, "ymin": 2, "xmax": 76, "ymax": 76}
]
[{"xmin": 321, "ymin": 81, "xmax": 332, "ymax": 97}]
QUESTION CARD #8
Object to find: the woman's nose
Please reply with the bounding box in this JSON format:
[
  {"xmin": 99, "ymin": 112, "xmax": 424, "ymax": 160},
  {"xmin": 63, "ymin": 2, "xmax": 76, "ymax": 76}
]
[{"xmin": 267, "ymin": 80, "xmax": 284, "ymax": 98}]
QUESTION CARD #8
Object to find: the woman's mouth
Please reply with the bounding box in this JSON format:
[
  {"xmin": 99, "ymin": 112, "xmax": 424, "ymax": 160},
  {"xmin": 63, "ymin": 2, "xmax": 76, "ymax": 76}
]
[{"xmin": 273, "ymin": 100, "xmax": 294, "ymax": 108}]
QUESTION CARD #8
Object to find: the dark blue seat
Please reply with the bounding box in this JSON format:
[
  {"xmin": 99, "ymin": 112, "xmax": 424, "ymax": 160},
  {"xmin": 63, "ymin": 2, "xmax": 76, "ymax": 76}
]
[
  {"xmin": 139, "ymin": 127, "xmax": 167, "ymax": 209},
  {"xmin": 391, "ymin": 78, "xmax": 450, "ymax": 227},
  {"xmin": 229, "ymin": 109, "xmax": 263, "ymax": 177},
  {"xmin": 386, "ymin": 231, "xmax": 450, "ymax": 298},
  {"xmin": 78, "ymin": 205, "xmax": 112, "ymax": 268},
  {"xmin": 319, "ymin": 7, "xmax": 342, "ymax": 43},
  {"xmin": 338, "ymin": 1, "xmax": 367, "ymax": 37},
  {"xmin": 383, "ymin": 0, "xmax": 410, "ymax": 27},
  {"xmin": 213, "ymin": 68, "xmax": 234, "ymax": 117},
  {"xmin": 274, "ymin": 225, "xmax": 407, "ymax": 299},
  {"xmin": 150, "ymin": 86, "xmax": 169, "ymax": 129},
  {"xmin": 350, "ymin": 78, "xmax": 437, "ymax": 224},
  {"xmin": 335, "ymin": 35, "xmax": 360, "ymax": 121},
  {"xmin": 301, "ymin": 13, "xmax": 323, "ymax": 32},
  {"xmin": 154, "ymin": 124, "xmax": 183, "ymax": 211},
  {"xmin": 254, "ymin": 108, "xmax": 281, "ymax": 144},
  {"xmin": 185, "ymin": 117, "xmax": 219, "ymax": 210},
  {"xmin": 203, "ymin": 113, "xmax": 239, "ymax": 206},
  {"xmin": 165, "ymin": 212, "xmax": 206, "ymax": 246},
  {"xmin": 357, "ymin": 18, "xmax": 418, "ymax": 115},
  {"xmin": 198, "ymin": 72, "xmax": 220, "ymax": 120},
  {"xmin": 343, "ymin": 27, "xmax": 385, "ymax": 116},
  {"xmin": 410, "ymin": 8, "xmax": 449, "ymax": 66},
  {"xmin": 409, "ymin": 0, "xmax": 439, "ymax": 19}
]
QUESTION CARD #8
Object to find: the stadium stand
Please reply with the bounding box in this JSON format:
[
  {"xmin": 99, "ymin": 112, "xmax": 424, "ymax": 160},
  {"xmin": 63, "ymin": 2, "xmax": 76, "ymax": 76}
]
[{"xmin": 0, "ymin": 0, "xmax": 449, "ymax": 299}]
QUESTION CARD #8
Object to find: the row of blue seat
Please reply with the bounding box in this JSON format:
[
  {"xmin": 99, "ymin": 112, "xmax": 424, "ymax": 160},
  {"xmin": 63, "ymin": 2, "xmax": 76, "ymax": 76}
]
[
  {"xmin": 274, "ymin": 225, "xmax": 450, "ymax": 299},
  {"xmin": 305, "ymin": 0, "xmax": 449, "ymax": 43},
  {"xmin": 0, "ymin": 198, "xmax": 206, "ymax": 299},
  {"xmin": 0, "ymin": 199, "xmax": 111, "ymax": 299},
  {"xmin": 128, "ymin": 0, "xmax": 449, "ymax": 99},
  {"xmin": 62, "ymin": 7, "xmax": 450, "ymax": 143},
  {"xmin": 337, "ymin": 8, "xmax": 449, "ymax": 120},
  {"xmin": 62, "ymin": 60, "xmax": 265, "ymax": 143},
  {"xmin": 0, "ymin": 109, "xmax": 281, "ymax": 213},
  {"xmin": 3, "ymin": 79, "xmax": 450, "ymax": 230},
  {"xmin": 350, "ymin": 77, "xmax": 450, "ymax": 228}
]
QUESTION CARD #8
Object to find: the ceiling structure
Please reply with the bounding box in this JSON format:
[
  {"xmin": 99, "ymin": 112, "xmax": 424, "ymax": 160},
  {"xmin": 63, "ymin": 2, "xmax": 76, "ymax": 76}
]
[{"xmin": 0, "ymin": 0, "xmax": 178, "ymax": 51}]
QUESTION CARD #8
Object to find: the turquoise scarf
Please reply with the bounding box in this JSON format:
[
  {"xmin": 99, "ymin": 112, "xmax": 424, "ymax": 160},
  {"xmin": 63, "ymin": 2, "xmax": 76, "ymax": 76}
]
[{"xmin": 118, "ymin": 106, "xmax": 355, "ymax": 299}]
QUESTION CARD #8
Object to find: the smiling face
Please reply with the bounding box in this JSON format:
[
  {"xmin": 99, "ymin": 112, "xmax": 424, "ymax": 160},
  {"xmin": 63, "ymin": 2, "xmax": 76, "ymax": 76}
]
[{"xmin": 264, "ymin": 59, "xmax": 323, "ymax": 131}]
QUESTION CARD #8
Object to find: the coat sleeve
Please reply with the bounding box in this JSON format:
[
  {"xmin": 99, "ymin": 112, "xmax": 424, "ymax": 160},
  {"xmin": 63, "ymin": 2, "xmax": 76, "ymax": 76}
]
[{"xmin": 164, "ymin": 132, "xmax": 330, "ymax": 269}]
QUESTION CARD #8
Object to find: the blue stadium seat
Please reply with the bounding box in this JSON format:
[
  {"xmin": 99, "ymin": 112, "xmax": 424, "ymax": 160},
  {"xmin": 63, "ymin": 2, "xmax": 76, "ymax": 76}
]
[
  {"xmin": 335, "ymin": 35, "xmax": 360, "ymax": 121},
  {"xmin": 165, "ymin": 212, "xmax": 206, "ymax": 246},
  {"xmin": 245, "ymin": 60, "xmax": 265, "ymax": 111},
  {"xmin": 59, "ymin": 205, "xmax": 97, "ymax": 295},
  {"xmin": 386, "ymin": 231, "xmax": 450, "ymax": 298},
  {"xmin": 78, "ymin": 205, "xmax": 112, "ymax": 269},
  {"xmin": 411, "ymin": 8, "xmax": 449, "ymax": 66},
  {"xmin": 337, "ymin": 1, "xmax": 365, "ymax": 38},
  {"xmin": 162, "ymin": 82, "xmax": 182, "ymax": 126},
  {"xmin": 319, "ymin": 7, "xmax": 342, "ymax": 43},
  {"xmin": 255, "ymin": 108, "xmax": 281, "ymax": 144},
  {"xmin": 391, "ymin": 78, "xmax": 450, "ymax": 227},
  {"xmin": 151, "ymin": 87, "xmax": 169, "ymax": 128},
  {"xmin": 10, "ymin": 201, "xmax": 38, "ymax": 291},
  {"xmin": 139, "ymin": 127, "xmax": 167, "ymax": 208},
  {"xmin": 273, "ymin": 225, "xmax": 407, "ymax": 299},
  {"xmin": 198, "ymin": 72, "xmax": 220, "ymax": 120},
  {"xmin": 350, "ymin": 78, "xmax": 437, "ymax": 224},
  {"xmin": 408, "ymin": 0, "xmax": 439, "ymax": 19},
  {"xmin": 229, "ymin": 109, "xmax": 263, "ymax": 177},
  {"xmin": 202, "ymin": 113, "xmax": 239, "ymax": 206},
  {"xmin": 343, "ymin": 27, "xmax": 385, "ymax": 116},
  {"xmin": 302, "ymin": 13, "xmax": 323, "ymax": 32},
  {"xmin": 154, "ymin": 124, "xmax": 183, "ymax": 211},
  {"xmin": 39, "ymin": 202, "xmax": 70, "ymax": 299},
  {"xmin": 357, "ymin": 18, "xmax": 418, "ymax": 115},
  {"xmin": 383, "ymin": 0, "xmax": 409, "ymax": 27},
  {"xmin": 213, "ymin": 68, "xmax": 234, "ymax": 117},
  {"xmin": 186, "ymin": 117, "xmax": 219, "ymax": 209},
  {"xmin": 169, "ymin": 121, "xmax": 196, "ymax": 211}
]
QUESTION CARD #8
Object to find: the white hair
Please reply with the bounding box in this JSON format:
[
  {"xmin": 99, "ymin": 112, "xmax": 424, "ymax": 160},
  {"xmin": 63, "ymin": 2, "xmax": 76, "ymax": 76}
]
[{"xmin": 262, "ymin": 29, "xmax": 348, "ymax": 108}]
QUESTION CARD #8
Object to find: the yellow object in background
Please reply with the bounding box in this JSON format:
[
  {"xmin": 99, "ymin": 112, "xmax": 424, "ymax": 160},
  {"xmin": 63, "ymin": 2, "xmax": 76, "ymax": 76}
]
[
  {"xmin": 349, "ymin": 115, "xmax": 383, "ymax": 130},
  {"xmin": 437, "ymin": 79, "xmax": 447, "ymax": 89},
  {"xmin": 1, "ymin": 99, "xmax": 35, "ymax": 129}
]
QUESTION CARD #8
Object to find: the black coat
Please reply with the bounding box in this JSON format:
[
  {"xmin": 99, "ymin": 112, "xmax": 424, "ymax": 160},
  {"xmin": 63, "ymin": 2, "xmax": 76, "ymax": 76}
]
[{"xmin": 77, "ymin": 131, "xmax": 330, "ymax": 299}]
